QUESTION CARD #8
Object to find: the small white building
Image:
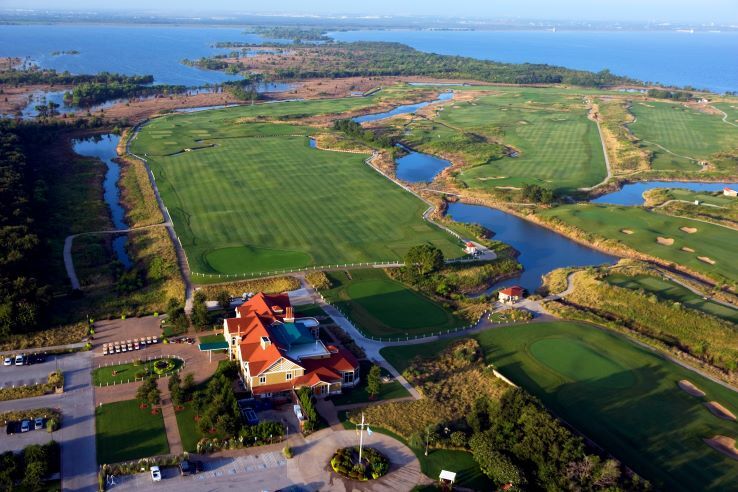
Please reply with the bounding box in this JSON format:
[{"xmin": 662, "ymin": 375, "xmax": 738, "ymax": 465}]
[
  {"xmin": 439, "ymin": 470, "xmax": 457, "ymax": 487},
  {"xmin": 464, "ymin": 241, "xmax": 477, "ymax": 255},
  {"xmin": 724, "ymin": 188, "xmax": 738, "ymax": 197},
  {"xmin": 499, "ymin": 286, "xmax": 525, "ymax": 304}
]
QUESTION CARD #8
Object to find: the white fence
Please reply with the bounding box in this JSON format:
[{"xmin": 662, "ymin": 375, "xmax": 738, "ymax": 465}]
[
  {"xmin": 190, "ymin": 261, "xmax": 404, "ymax": 280},
  {"xmin": 95, "ymin": 354, "xmax": 185, "ymax": 387}
]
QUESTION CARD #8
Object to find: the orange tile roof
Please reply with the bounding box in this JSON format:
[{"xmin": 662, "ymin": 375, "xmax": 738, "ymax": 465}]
[{"xmin": 500, "ymin": 286, "xmax": 525, "ymax": 297}]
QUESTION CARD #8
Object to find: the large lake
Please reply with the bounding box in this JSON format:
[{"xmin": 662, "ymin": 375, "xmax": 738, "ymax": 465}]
[{"xmin": 330, "ymin": 30, "xmax": 738, "ymax": 93}]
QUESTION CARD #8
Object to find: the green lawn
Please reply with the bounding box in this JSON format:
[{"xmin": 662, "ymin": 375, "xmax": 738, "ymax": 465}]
[
  {"xmin": 330, "ymin": 361, "xmax": 410, "ymax": 406},
  {"xmin": 95, "ymin": 399, "xmax": 169, "ymax": 463},
  {"xmin": 420, "ymin": 87, "xmax": 607, "ymax": 192},
  {"xmin": 629, "ymin": 101, "xmax": 738, "ymax": 170},
  {"xmin": 92, "ymin": 357, "xmax": 183, "ymax": 386},
  {"xmin": 339, "ymin": 413, "xmax": 491, "ymax": 490},
  {"xmin": 198, "ymin": 334, "xmax": 226, "ymax": 345},
  {"xmin": 131, "ymin": 98, "xmax": 462, "ymax": 280},
  {"xmin": 323, "ymin": 269, "xmax": 465, "ymax": 338},
  {"xmin": 381, "ymin": 321, "xmax": 738, "ymax": 491},
  {"xmin": 540, "ymin": 204, "xmax": 738, "ymax": 286},
  {"xmin": 605, "ymin": 273, "xmax": 738, "ymax": 324},
  {"xmin": 174, "ymin": 403, "xmax": 201, "ymax": 453}
]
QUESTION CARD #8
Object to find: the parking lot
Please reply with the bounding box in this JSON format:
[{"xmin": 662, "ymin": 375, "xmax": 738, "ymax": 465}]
[
  {"xmin": 111, "ymin": 452, "xmax": 289, "ymax": 491},
  {"xmin": 0, "ymin": 353, "xmax": 60, "ymax": 389},
  {"xmin": 0, "ymin": 422, "xmax": 54, "ymax": 453}
]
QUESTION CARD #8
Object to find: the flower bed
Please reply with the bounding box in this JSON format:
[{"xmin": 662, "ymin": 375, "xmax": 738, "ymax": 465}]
[
  {"xmin": 330, "ymin": 446, "xmax": 389, "ymax": 481},
  {"xmin": 153, "ymin": 358, "xmax": 176, "ymax": 375}
]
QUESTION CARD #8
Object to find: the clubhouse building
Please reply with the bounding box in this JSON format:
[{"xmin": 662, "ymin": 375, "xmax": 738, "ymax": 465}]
[{"xmin": 223, "ymin": 293, "xmax": 359, "ymax": 398}]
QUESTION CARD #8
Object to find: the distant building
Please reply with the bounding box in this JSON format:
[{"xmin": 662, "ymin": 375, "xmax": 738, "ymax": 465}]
[
  {"xmin": 464, "ymin": 241, "xmax": 477, "ymax": 255},
  {"xmin": 223, "ymin": 293, "xmax": 359, "ymax": 399},
  {"xmin": 723, "ymin": 188, "xmax": 738, "ymax": 197},
  {"xmin": 498, "ymin": 286, "xmax": 525, "ymax": 304}
]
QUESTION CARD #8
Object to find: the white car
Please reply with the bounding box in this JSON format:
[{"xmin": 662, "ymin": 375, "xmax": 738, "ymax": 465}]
[
  {"xmin": 3, "ymin": 357, "xmax": 11, "ymax": 366},
  {"xmin": 150, "ymin": 466, "xmax": 161, "ymax": 482}
]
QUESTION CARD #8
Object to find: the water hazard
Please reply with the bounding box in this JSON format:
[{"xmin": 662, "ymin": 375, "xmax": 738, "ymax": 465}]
[
  {"xmin": 593, "ymin": 181, "xmax": 738, "ymax": 206},
  {"xmin": 352, "ymin": 91, "xmax": 453, "ymax": 123},
  {"xmin": 72, "ymin": 134, "xmax": 132, "ymax": 268},
  {"xmin": 394, "ymin": 144, "xmax": 451, "ymax": 183}
]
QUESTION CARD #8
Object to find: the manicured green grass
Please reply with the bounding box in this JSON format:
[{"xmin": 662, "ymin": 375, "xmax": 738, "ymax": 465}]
[
  {"xmin": 92, "ymin": 357, "xmax": 183, "ymax": 386},
  {"xmin": 174, "ymin": 403, "xmax": 201, "ymax": 453},
  {"xmin": 541, "ymin": 204, "xmax": 738, "ymax": 286},
  {"xmin": 131, "ymin": 98, "xmax": 461, "ymax": 280},
  {"xmin": 323, "ymin": 269, "xmax": 465, "ymax": 337},
  {"xmin": 339, "ymin": 413, "xmax": 491, "ymax": 490},
  {"xmin": 422, "ymin": 88, "xmax": 607, "ymax": 192},
  {"xmin": 330, "ymin": 361, "xmax": 410, "ymax": 406},
  {"xmin": 605, "ymin": 273, "xmax": 738, "ymax": 324},
  {"xmin": 95, "ymin": 399, "xmax": 169, "ymax": 463},
  {"xmin": 381, "ymin": 321, "xmax": 738, "ymax": 491},
  {"xmin": 198, "ymin": 334, "xmax": 226, "ymax": 345},
  {"xmin": 629, "ymin": 101, "xmax": 738, "ymax": 169}
]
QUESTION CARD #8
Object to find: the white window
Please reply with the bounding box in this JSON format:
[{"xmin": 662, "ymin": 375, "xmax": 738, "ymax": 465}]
[
  {"xmin": 259, "ymin": 376, "xmax": 266, "ymax": 384},
  {"xmin": 343, "ymin": 371, "xmax": 354, "ymax": 384},
  {"xmin": 286, "ymin": 373, "xmax": 293, "ymax": 381}
]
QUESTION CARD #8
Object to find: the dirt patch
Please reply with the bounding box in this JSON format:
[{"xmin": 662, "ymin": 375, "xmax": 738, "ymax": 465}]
[
  {"xmin": 656, "ymin": 236, "xmax": 674, "ymax": 245},
  {"xmin": 704, "ymin": 436, "xmax": 738, "ymax": 460},
  {"xmin": 681, "ymin": 246, "xmax": 695, "ymax": 253},
  {"xmin": 620, "ymin": 229, "xmax": 634, "ymax": 235},
  {"xmin": 680, "ymin": 227, "xmax": 698, "ymax": 234},
  {"xmin": 678, "ymin": 380, "xmax": 706, "ymax": 398},
  {"xmin": 698, "ymin": 256, "xmax": 716, "ymax": 265},
  {"xmin": 705, "ymin": 402, "xmax": 737, "ymax": 421}
]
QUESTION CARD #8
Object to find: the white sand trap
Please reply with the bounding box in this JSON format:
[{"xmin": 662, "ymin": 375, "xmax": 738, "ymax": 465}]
[
  {"xmin": 680, "ymin": 227, "xmax": 698, "ymax": 234},
  {"xmin": 620, "ymin": 229, "xmax": 635, "ymax": 235},
  {"xmin": 704, "ymin": 436, "xmax": 738, "ymax": 461},
  {"xmin": 681, "ymin": 247, "xmax": 695, "ymax": 253},
  {"xmin": 705, "ymin": 402, "xmax": 737, "ymax": 421},
  {"xmin": 656, "ymin": 236, "xmax": 674, "ymax": 245},
  {"xmin": 678, "ymin": 380, "xmax": 706, "ymax": 398},
  {"xmin": 698, "ymin": 256, "xmax": 716, "ymax": 265}
]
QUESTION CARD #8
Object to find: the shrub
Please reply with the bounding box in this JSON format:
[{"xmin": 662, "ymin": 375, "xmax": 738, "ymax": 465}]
[{"xmin": 282, "ymin": 446, "xmax": 293, "ymax": 459}]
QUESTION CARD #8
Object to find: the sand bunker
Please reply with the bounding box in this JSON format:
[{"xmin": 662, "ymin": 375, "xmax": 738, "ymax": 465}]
[
  {"xmin": 698, "ymin": 256, "xmax": 716, "ymax": 265},
  {"xmin": 704, "ymin": 436, "xmax": 738, "ymax": 461},
  {"xmin": 656, "ymin": 236, "xmax": 674, "ymax": 246},
  {"xmin": 678, "ymin": 380, "xmax": 706, "ymax": 398},
  {"xmin": 620, "ymin": 229, "xmax": 634, "ymax": 235},
  {"xmin": 680, "ymin": 227, "xmax": 698, "ymax": 234},
  {"xmin": 705, "ymin": 402, "xmax": 737, "ymax": 421},
  {"xmin": 681, "ymin": 247, "xmax": 695, "ymax": 253}
]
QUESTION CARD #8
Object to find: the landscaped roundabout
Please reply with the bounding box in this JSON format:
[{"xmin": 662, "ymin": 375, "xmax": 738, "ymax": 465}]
[{"xmin": 330, "ymin": 446, "xmax": 390, "ymax": 481}]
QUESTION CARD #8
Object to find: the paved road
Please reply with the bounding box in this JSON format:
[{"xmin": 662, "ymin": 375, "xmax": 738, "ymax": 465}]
[{"xmin": 0, "ymin": 352, "xmax": 97, "ymax": 492}]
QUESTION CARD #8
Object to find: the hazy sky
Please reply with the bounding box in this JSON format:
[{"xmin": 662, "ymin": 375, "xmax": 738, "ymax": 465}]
[{"xmin": 4, "ymin": 0, "xmax": 737, "ymax": 24}]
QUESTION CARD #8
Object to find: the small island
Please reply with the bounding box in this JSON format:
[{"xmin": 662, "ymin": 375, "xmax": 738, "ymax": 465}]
[{"xmin": 51, "ymin": 50, "xmax": 80, "ymax": 56}]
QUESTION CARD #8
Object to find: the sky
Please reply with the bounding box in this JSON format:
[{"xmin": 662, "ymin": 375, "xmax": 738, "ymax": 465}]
[{"xmin": 3, "ymin": 0, "xmax": 737, "ymax": 24}]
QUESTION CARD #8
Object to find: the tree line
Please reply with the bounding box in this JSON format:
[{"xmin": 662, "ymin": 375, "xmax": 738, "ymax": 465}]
[
  {"xmin": 0, "ymin": 68, "xmax": 153, "ymax": 87},
  {"xmin": 64, "ymin": 81, "xmax": 188, "ymax": 107}
]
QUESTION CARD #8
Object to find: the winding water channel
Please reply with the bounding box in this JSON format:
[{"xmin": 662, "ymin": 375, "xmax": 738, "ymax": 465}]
[
  {"xmin": 72, "ymin": 133, "xmax": 132, "ymax": 268},
  {"xmin": 593, "ymin": 181, "xmax": 738, "ymax": 206},
  {"xmin": 352, "ymin": 91, "xmax": 453, "ymax": 123}
]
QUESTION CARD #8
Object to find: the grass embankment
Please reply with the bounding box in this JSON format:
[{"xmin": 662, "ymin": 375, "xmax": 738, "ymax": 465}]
[
  {"xmin": 545, "ymin": 269, "xmax": 738, "ymax": 376},
  {"xmin": 426, "ymin": 87, "xmax": 608, "ymax": 193},
  {"xmin": 595, "ymin": 97, "xmax": 651, "ymax": 172},
  {"xmin": 92, "ymin": 357, "xmax": 183, "ymax": 386},
  {"xmin": 539, "ymin": 204, "xmax": 738, "ymax": 288},
  {"xmin": 644, "ymin": 188, "xmax": 738, "ymax": 227},
  {"xmin": 95, "ymin": 399, "xmax": 169, "ymax": 464},
  {"xmin": 131, "ymin": 98, "xmax": 462, "ymax": 279},
  {"xmin": 382, "ymin": 321, "xmax": 738, "ymax": 491},
  {"xmin": 329, "ymin": 361, "xmax": 410, "ymax": 406},
  {"xmin": 322, "ymin": 269, "xmax": 466, "ymax": 338},
  {"xmin": 195, "ymin": 276, "xmax": 300, "ymax": 297},
  {"xmin": 629, "ymin": 100, "xmax": 738, "ymax": 172}
]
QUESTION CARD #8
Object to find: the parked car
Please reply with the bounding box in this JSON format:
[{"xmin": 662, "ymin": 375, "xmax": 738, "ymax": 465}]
[
  {"xmin": 6, "ymin": 421, "xmax": 19, "ymax": 434},
  {"xmin": 242, "ymin": 407, "xmax": 259, "ymax": 426},
  {"xmin": 150, "ymin": 466, "xmax": 161, "ymax": 482},
  {"xmin": 34, "ymin": 417, "xmax": 44, "ymax": 430},
  {"xmin": 28, "ymin": 353, "xmax": 46, "ymax": 364},
  {"xmin": 179, "ymin": 460, "xmax": 192, "ymax": 476},
  {"xmin": 293, "ymin": 404, "xmax": 305, "ymax": 422},
  {"xmin": 14, "ymin": 354, "xmax": 25, "ymax": 366},
  {"xmin": 192, "ymin": 460, "xmax": 204, "ymax": 473},
  {"xmin": 20, "ymin": 420, "xmax": 30, "ymax": 433},
  {"xmin": 3, "ymin": 356, "xmax": 11, "ymax": 366}
]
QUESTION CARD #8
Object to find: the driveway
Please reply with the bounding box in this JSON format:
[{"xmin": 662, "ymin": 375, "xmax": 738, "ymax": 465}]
[
  {"xmin": 0, "ymin": 354, "xmax": 61, "ymax": 389},
  {"xmin": 107, "ymin": 429, "xmax": 421, "ymax": 491},
  {"xmin": 0, "ymin": 351, "xmax": 97, "ymax": 492}
]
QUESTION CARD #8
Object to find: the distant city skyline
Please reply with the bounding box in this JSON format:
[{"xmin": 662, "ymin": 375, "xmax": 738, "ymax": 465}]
[{"xmin": 2, "ymin": 0, "xmax": 737, "ymax": 24}]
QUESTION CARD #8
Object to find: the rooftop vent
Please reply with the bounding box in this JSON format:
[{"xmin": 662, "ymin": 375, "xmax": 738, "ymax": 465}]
[
  {"xmin": 260, "ymin": 336, "xmax": 271, "ymax": 350},
  {"xmin": 271, "ymin": 305, "xmax": 284, "ymax": 314}
]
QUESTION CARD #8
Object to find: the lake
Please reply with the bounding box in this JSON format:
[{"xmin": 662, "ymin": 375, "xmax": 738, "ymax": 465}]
[
  {"xmin": 330, "ymin": 30, "xmax": 738, "ymax": 93},
  {"xmin": 593, "ymin": 181, "xmax": 738, "ymax": 206},
  {"xmin": 352, "ymin": 91, "xmax": 453, "ymax": 123},
  {"xmin": 72, "ymin": 134, "xmax": 132, "ymax": 268},
  {"xmin": 394, "ymin": 145, "xmax": 451, "ymax": 183},
  {"xmin": 447, "ymin": 202, "xmax": 617, "ymax": 293}
]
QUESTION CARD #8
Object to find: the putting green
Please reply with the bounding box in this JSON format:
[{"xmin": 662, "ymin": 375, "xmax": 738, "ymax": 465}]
[
  {"xmin": 204, "ymin": 246, "xmax": 312, "ymax": 274},
  {"xmin": 529, "ymin": 337, "xmax": 635, "ymax": 390}
]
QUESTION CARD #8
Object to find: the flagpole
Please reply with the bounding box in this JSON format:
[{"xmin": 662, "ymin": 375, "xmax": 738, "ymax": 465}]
[{"xmin": 359, "ymin": 412, "xmax": 365, "ymax": 463}]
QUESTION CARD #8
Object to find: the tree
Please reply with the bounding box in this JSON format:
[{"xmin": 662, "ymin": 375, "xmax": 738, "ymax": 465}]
[
  {"xmin": 191, "ymin": 291, "xmax": 209, "ymax": 329},
  {"xmin": 181, "ymin": 372, "xmax": 195, "ymax": 401},
  {"xmin": 169, "ymin": 372, "xmax": 182, "ymax": 407},
  {"xmin": 136, "ymin": 376, "xmax": 160, "ymax": 407},
  {"xmin": 470, "ymin": 432, "xmax": 525, "ymax": 489},
  {"xmin": 366, "ymin": 365, "xmax": 382, "ymax": 399},
  {"xmin": 215, "ymin": 290, "xmax": 231, "ymax": 310},
  {"xmin": 404, "ymin": 244, "xmax": 444, "ymax": 276}
]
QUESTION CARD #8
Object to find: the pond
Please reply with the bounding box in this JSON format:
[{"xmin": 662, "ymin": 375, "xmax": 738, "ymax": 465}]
[
  {"xmin": 352, "ymin": 91, "xmax": 453, "ymax": 124},
  {"xmin": 72, "ymin": 134, "xmax": 132, "ymax": 268},
  {"xmin": 593, "ymin": 181, "xmax": 738, "ymax": 206},
  {"xmin": 394, "ymin": 144, "xmax": 451, "ymax": 183},
  {"xmin": 447, "ymin": 202, "xmax": 617, "ymax": 293}
]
